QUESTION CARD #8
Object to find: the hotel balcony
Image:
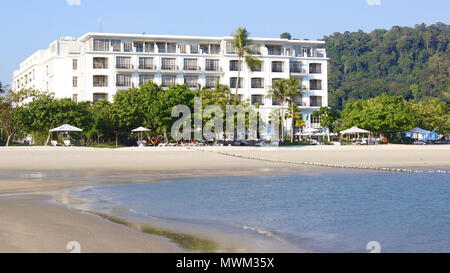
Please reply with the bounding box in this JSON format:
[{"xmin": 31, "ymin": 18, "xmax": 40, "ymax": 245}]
[
  {"xmin": 115, "ymin": 64, "xmax": 135, "ymax": 71},
  {"xmin": 183, "ymin": 66, "xmax": 202, "ymax": 73},
  {"xmin": 290, "ymin": 67, "xmax": 307, "ymax": 74},
  {"xmin": 161, "ymin": 65, "xmax": 179, "ymax": 73},
  {"xmin": 138, "ymin": 64, "xmax": 157, "ymax": 71},
  {"xmin": 204, "ymin": 66, "xmax": 224, "ymax": 73}
]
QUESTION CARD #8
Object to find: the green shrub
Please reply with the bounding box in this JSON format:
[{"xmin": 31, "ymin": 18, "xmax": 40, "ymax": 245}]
[{"xmin": 279, "ymin": 141, "xmax": 311, "ymax": 146}]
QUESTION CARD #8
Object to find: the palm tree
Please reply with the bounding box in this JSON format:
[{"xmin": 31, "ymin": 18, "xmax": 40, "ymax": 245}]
[
  {"xmin": 286, "ymin": 103, "xmax": 305, "ymax": 142},
  {"xmin": 267, "ymin": 79, "xmax": 289, "ymax": 141},
  {"xmin": 285, "ymin": 78, "xmax": 305, "ymax": 142},
  {"xmin": 232, "ymin": 27, "xmax": 261, "ymax": 95}
]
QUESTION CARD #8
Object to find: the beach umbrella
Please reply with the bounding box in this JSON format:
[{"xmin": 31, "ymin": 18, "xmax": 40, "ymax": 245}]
[
  {"xmin": 340, "ymin": 126, "xmax": 370, "ymax": 134},
  {"xmin": 49, "ymin": 124, "xmax": 83, "ymax": 132},
  {"xmin": 340, "ymin": 126, "xmax": 370, "ymax": 140},
  {"xmin": 131, "ymin": 126, "xmax": 150, "ymax": 143},
  {"xmin": 49, "ymin": 124, "xmax": 83, "ymax": 146}
]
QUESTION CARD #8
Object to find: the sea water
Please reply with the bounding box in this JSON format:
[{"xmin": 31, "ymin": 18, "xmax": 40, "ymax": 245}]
[{"xmin": 71, "ymin": 170, "xmax": 449, "ymax": 252}]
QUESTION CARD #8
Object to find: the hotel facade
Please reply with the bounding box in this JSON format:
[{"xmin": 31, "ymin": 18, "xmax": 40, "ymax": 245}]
[{"xmin": 12, "ymin": 33, "xmax": 328, "ymax": 129}]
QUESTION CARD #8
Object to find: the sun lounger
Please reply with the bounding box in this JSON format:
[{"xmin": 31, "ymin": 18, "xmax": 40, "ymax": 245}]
[
  {"xmin": 64, "ymin": 140, "xmax": 71, "ymax": 146},
  {"xmin": 51, "ymin": 140, "xmax": 58, "ymax": 146}
]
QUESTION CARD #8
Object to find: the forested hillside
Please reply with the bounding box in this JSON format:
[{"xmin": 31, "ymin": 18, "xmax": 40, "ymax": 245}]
[{"xmin": 322, "ymin": 22, "xmax": 449, "ymax": 111}]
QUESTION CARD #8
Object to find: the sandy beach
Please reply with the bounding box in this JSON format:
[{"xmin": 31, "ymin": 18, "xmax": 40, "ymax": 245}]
[{"xmin": 0, "ymin": 145, "xmax": 449, "ymax": 253}]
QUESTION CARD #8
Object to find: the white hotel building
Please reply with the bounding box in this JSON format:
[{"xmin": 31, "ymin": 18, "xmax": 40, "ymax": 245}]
[{"xmin": 12, "ymin": 33, "xmax": 328, "ymax": 129}]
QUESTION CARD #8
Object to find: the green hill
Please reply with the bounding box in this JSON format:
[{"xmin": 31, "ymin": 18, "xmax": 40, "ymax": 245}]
[{"xmin": 322, "ymin": 22, "xmax": 449, "ymax": 111}]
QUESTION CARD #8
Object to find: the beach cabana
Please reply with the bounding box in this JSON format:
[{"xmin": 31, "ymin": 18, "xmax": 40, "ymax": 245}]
[
  {"xmin": 404, "ymin": 127, "xmax": 432, "ymax": 141},
  {"xmin": 131, "ymin": 126, "xmax": 150, "ymax": 146},
  {"xmin": 340, "ymin": 126, "xmax": 370, "ymax": 141},
  {"xmin": 49, "ymin": 124, "xmax": 83, "ymax": 146}
]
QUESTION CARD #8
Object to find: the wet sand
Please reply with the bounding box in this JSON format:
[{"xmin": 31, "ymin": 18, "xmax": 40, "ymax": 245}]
[{"xmin": 0, "ymin": 195, "xmax": 179, "ymax": 253}]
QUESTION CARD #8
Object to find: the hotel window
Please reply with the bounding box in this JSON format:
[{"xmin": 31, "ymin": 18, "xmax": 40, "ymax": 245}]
[
  {"xmin": 200, "ymin": 44, "xmax": 209, "ymax": 54},
  {"xmin": 190, "ymin": 44, "xmax": 199, "ymax": 54},
  {"xmin": 139, "ymin": 74, "xmax": 154, "ymax": 86},
  {"xmin": 311, "ymin": 115, "xmax": 321, "ymax": 127},
  {"xmin": 93, "ymin": 39, "xmax": 109, "ymax": 51},
  {"xmin": 272, "ymin": 96, "xmax": 280, "ymax": 106},
  {"xmin": 145, "ymin": 42, "xmax": 155, "ymax": 53},
  {"xmin": 167, "ymin": 43, "xmax": 176, "ymax": 53},
  {"xmin": 134, "ymin": 42, "xmax": 144, "ymax": 53},
  {"xmin": 250, "ymin": 61, "xmax": 263, "ymax": 72},
  {"xmin": 210, "ymin": 44, "xmax": 220, "ymax": 54},
  {"xmin": 295, "ymin": 96, "xmax": 303, "ymax": 106},
  {"xmin": 116, "ymin": 74, "xmax": 131, "ymax": 87},
  {"xmin": 72, "ymin": 59, "xmax": 78, "ymax": 70},
  {"xmin": 161, "ymin": 58, "xmax": 176, "ymax": 70},
  {"xmin": 229, "ymin": 60, "xmax": 242, "ymax": 71},
  {"xmin": 205, "ymin": 59, "xmax": 219, "ymax": 71},
  {"xmin": 72, "ymin": 94, "xmax": 78, "ymax": 103},
  {"xmin": 178, "ymin": 44, "xmax": 187, "ymax": 54},
  {"xmin": 184, "ymin": 58, "xmax": 198, "ymax": 70},
  {"xmin": 116, "ymin": 57, "xmax": 131, "ymax": 69},
  {"xmin": 309, "ymin": 63, "xmax": 322, "ymax": 74},
  {"xmin": 111, "ymin": 40, "xmax": 121, "ymax": 52},
  {"xmin": 72, "ymin": 76, "xmax": 78, "ymax": 88},
  {"xmin": 93, "ymin": 93, "xmax": 108, "ymax": 103},
  {"xmin": 251, "ymin": 78, "xmax": 264, "ymax": 89},
  {"xmin": 290, "ymin": 61, "xmax": 303, "ymax": 73},
  {"xmin": 248, "ymin": 44, "xmax": 261, "ymax": 55},
  {"xmin": 184, "ymin": 75, "xmax": 198, "ymax": 89},
  {"xmin": 267, "ymin": 45, "xmax": 282, "ymax": 55},
  {"xmin": 162, "ymin": 75, "xmax": 176, "ymax": 87},
  {"xmin": 272, "ymin": 78, "xmax": 283, "ymax": 86},
  {"xmin": 251, "ymin": 95, "xmax": 264, "ymax": 105},
  {"xmin": 139, "ymin": 57, "xmax": 154, "ymax": 69},
  {"xmin": 310, "ymin": 96, "xmax": 322, "ymax": 107},
  {"xmin": 93, "ymin": 57, "xmax": 108, "ymax": 69},
  {"xmin": 205, "ymin": 76, "xmax": 220, "ymax": 88},
  {"xmin": 156, "ymin": 42, "xmax": 166, "ymax": 53},
  {"xmin": 293, "ymin": 45, "xmax": 303, "ymax": 57},
  {"xmin": 226, "ymin": 42, "xmax": 237, "ymax": 54},
  {"xmin": 93, "ymin": 75, "xmax": 108, "ymax": 87},
  {"xmin": 230, "ymin": 77, "xmax": 243, "ymax": 89},
  {"xmin": 123, "ymin": 41, "xmax": 133, "ymax": 52},
  {"xmin": 310, "ymin": 80, "xmax": 322, "ymax": 90},
  {"xmin": 272, "ymin": 61, "xmax": 284, "ymax": 72}
]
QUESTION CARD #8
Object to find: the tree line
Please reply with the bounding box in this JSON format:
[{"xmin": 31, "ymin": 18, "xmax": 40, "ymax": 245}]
[
  {"xmin": 0, "ymin": 83, "xmax": 252, "ymax": 146},
  {"xmin": 313, "ymin": 94, "xmax": 449, "ymax": 140},
  {"xmin": 321, "ymin": 22, "xmax": 449, "ymax": 111}
]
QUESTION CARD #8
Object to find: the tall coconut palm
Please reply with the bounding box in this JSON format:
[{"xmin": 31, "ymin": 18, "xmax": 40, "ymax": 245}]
[
  {"xmin": 267, "ymin": 79, "xmax": 289, "ymax": 141},
  {"xmin": 285, "ymin": 78, "xmax": 305, "ymax": 142},
  {"xmin": 232, "ymin": 27, "xmax": 261, "ymax": 95}
]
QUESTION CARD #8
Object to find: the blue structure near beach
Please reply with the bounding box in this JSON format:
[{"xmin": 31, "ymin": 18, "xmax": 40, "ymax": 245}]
[{"xmin": 404, "ymin": 127, "xmax": 439, "ymax": 141}]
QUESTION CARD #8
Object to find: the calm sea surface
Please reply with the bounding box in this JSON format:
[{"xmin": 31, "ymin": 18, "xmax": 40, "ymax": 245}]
[{"xmin": 71, "ymin": 170, "xmax": 449, "ymax": 252}]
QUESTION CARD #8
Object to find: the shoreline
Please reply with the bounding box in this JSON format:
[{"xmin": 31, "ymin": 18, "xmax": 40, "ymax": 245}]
[
  {"xmin": 0, "ymin": 145, "xmax": 449, "ymax": 252},
  {"xmin": 0, "ymin": 195, "xmax": 181, "ymax": 253}
]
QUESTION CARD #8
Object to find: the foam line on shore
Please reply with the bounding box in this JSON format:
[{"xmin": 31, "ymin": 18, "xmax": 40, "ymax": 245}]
[{"xmin": 196, "ymin": 148, "xmax": 449, "ymax": 174}]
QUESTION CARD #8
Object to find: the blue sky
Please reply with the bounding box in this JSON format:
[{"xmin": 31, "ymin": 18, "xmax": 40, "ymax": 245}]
[{"xmin": 1, "ymin": 0, "xmax": 449, "ymax": 86}]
